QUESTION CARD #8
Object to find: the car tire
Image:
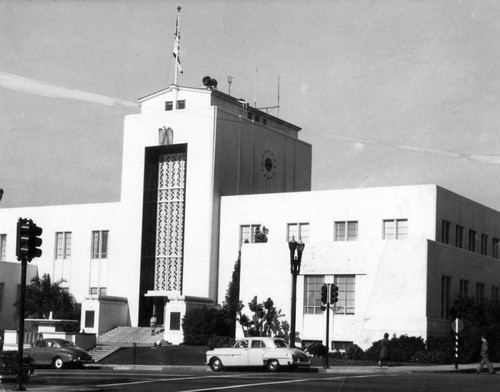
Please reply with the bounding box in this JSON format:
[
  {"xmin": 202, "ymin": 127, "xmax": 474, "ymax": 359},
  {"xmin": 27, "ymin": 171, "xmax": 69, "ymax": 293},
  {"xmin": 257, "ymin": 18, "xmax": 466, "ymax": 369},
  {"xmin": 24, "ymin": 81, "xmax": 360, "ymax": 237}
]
[
  {"xmin": 266, "ymin": 359, "xmax": 280, "ymax": 372},
  {"xmin": 53, "ymin": 357, "xmax": 64, "ymax": 369},
  {"xmin": 209, "ymin": 357, "xmax": 223, "ymax": 372}
]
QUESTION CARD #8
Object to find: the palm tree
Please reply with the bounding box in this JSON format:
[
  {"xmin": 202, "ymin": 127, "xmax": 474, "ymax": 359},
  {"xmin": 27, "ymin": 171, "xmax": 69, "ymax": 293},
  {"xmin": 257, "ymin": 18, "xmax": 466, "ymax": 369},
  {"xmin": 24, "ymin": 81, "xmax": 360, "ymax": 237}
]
[{"xmin": 14, "ymin": 273, "xmax": 76, "ymax": 320}]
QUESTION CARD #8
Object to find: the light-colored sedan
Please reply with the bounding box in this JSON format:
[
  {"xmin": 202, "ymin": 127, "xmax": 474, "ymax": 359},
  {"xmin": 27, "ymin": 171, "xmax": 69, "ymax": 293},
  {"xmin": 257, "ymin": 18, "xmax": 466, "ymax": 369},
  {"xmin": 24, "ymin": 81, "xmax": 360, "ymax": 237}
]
[{"xmin": 206, "ymin": 337, "xmax": 310, "ymax": 372}]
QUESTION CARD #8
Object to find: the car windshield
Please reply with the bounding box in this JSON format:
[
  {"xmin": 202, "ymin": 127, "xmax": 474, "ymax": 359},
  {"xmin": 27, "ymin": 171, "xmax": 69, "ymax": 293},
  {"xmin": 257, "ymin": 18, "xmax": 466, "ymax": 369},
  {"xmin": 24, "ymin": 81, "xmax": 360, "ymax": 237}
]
[{"xmin": 273, "ymin": 339, "xmax": 289, "ymax": 348}]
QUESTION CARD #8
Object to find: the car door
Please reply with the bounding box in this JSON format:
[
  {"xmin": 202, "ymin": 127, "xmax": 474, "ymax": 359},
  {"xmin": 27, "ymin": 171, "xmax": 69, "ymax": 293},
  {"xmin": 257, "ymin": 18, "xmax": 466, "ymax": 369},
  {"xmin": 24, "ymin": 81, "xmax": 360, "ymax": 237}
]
[
  {"xmin": 247, "ymin": 339, "xmax": 266, "ymax": 366},
  {"xmin": 31, "ymin": 340, "xmax": 51, "ymax": 365},
  {"xmin": 228, "ymin": 339, "xmax": 249, "ymax": 366}
]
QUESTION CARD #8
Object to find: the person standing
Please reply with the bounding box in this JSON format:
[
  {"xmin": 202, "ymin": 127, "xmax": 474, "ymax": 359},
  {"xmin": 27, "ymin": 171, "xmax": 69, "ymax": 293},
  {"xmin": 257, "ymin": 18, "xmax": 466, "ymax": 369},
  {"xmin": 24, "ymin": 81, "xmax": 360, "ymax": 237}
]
[
  {"xmin": 150, "ymin": 314, "xmax": 157, "ymax": 336},
  {"xmin": 477, "ymin": 335, "xmax": 496, "ymax": 374},
  {"xmin": 378, "ymin": 332, "xmax": 390, "ymax": 367}
]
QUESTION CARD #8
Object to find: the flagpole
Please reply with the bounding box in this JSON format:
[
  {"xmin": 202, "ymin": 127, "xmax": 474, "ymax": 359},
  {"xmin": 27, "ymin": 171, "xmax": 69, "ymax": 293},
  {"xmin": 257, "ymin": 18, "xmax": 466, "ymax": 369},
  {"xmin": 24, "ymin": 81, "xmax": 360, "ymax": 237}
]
[{"xmin": 174, "ymin": 6, "xmax": 181, "ymax": 86}]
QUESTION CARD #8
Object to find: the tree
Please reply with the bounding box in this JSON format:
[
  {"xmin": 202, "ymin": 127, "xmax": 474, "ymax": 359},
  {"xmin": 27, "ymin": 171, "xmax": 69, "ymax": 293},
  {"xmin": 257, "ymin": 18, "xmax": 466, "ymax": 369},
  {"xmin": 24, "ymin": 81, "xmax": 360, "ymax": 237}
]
[
  {"xmin": 14, "ymin": 274, "xmax": 76, "ymax": 320},
  {"xmin": 254, "ymin": 226, "xmax": 269, "ymax": 243},
  {"xmin": 238, "ymin": 296, "xmax": 289, "ymax": 340}
]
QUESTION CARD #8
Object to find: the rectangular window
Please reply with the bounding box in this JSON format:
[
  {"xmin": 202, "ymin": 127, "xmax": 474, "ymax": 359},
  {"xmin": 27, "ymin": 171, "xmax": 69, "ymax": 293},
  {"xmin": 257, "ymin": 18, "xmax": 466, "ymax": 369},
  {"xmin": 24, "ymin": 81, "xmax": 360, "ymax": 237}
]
[
  {"xmin": 480, "ymin": 234, "xmax": 488, "ymax": 256},
  {"xmin": 85, "ymin": 311, "xmax": 95, "ymax": 329},
  {"xmin": 287, "ymin": 223, "xmax": 310, "ymax": 243},
  {"xmin": 440, "ymin": 275, "xmax": 451, "ymax": 319},
  {"xmin": 165, "ymin": 101, "xmax": 173, "ymax": 111},
  {"xmin": 170, "ymin": 312, "xmax": 181, "ymax": 330},
  {"xmin": 493, "ymin": 238, "xmax": 500, "ymax": 259},
  {"xmin": 55, "ymin": 232, "xmax": 72, "ymax": 259},
  {"xmin": 383, "ymin": 219, "xmax": 408, "ymax": 239},
  {"xmin": 334, "ymin": 221, "xmax": 358, "ymax": 241},
  {"xmin": 335, "ymin": 275, "xmax": 355, "ymax": 315},
  {"xmin": 476, "ymin": 283, "xmax": 485, "ymax": 306},
  {"xmin": 239, "ymin": 224, "xmax": 261, "ymax": 247},
  {"xmin": 491, "ymin": 286, "xmax": 499, "ymax": 302},
  {"xmin": 304, "ymin": 275, "xmax": 324, "ymax": 314},
  {"xmin": 89, "ymin": 287, "xmax": 107, "ymax": 296},
  {"xmin": 459, "ymin": 279, "xmax": 469, "ymax": 298},
  {"xmin": 441, "ymin": 220, "xmax": 450, "ymax": 244},
  {"xmin": 0, "ymin": 234, "xmax": 6, "ymax": 261},
  {"xmin": 455, "ymin": 225, "xmax": 464, "ymax": 248},
  {"xmin": 176, "ymin": 100, "xmax": 186, "ymax": 109},
  {"xmin": 468, "ymin": 230, "xmax": 477, "ymax": 252},
  {"xmin": 91, "ymin": 230, "xmax": 109, "ymax": 259},
  {"xmin": 0, "ymin": 282, "xmax": 4, "ymax": 312}
]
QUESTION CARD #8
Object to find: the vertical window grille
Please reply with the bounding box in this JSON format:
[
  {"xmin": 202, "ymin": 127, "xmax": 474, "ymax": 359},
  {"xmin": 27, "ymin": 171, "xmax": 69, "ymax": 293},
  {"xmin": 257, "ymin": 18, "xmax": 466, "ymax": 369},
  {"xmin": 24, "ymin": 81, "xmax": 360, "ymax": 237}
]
[
  {"xmin": 304, "ymin": 275, "xmax": 324, "ymax": 314},
  {"xmin": 476, "ymin": 283, "xmax": 485, "ymax": 306},
  {"xmin": 441, "ymin": 220, "xmax": 450, "ymax": 244},
  {"xmin": 287, "ymin": 223, "xmax": 309, "ymax": 243},
  {"xmin": 55, "ymin": 232, "xmax": 72, "ymax": 259},
  {"xmin": 481, "ymin": 234, "xmax": 488, "ymax": 256},
  {"xmin": 383, "ymin": 219, "xmax": 408, "ymax": 239},
  {"xmin": 0, "ymin": 234, "xmax": 6, "ymax": 261},
  {"xmin": 468, "ymin": 230, "xmax": 477, "ymax": 252},
  {"xmin": 91, "ymin": 231, "xmax": 109, "ymax": 259},
  {"xmin": 334, "ymin": 221, "xmax": 358, "ymax": 241},
  {"xmin": 455, "ymin": 225, "xmax": 464, "ymax": 248}
]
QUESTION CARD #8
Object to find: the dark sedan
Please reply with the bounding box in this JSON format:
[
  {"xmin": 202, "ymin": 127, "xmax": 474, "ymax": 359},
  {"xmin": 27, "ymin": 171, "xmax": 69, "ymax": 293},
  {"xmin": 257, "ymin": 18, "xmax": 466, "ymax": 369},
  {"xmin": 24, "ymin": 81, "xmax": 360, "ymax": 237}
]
[
  {"xmin": 29, "ymin": 338, "xmax": 93, "ymax": 369},
  {"xmin": 0, "ymin": 350, "xmax": 35, "ymax": 382}
]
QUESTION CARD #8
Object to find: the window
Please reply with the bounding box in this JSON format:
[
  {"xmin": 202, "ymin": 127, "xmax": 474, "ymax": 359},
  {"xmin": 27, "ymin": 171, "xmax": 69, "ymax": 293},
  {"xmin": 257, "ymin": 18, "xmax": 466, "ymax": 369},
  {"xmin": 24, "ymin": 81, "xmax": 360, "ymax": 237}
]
[
  {"xmin": 468, "ymin": 230, "xmax": 477, "ymax": 252},
  {"xmin": 247, "ymin": 112, "xmax": 253, "ymax": 120},
  {"xmin": 334, "ymin": 221, "xmax": 358, "ymax": 241},
  {"xmin": 491, "ymin": 286, "xmax": 499, "ymax": 302},
  {"xmin": 85, "ymin": 311, "xmax": 95, "ymax": 328},
  {"xmin": 493, "ymin": 238, "xmax": 500, "ymax": 259},
  {"xmin": 455, "ymin": 225, "xmax": 464, "ymax": 248},
  {"xmin": 170, "ymin": 312, "xmax": 181, "ymax": 330},
  {"xmin": 480, "ymin": 234, "xmax": 488, "ymax": 256},
  {"xmin": 0, "ymin": 234, "xmax": 6, "ymax": 261},
  {"xmin": 240, "ymin": 224, "xmax": 261, "ymax": 247},
  {"xmin": 383, "ymin": 219, "xmax": 408, "ymax": 239},
  {"xmin": 55, "ymin": 232, "xmax": 72, "ymax": 259},
  {"xmin": 90, "ymin": 287, "xmax": 107, "ymax": 295},
  {"xmin": 0, "ymin": 282, "xmax": 4, "ymax": 312},
  {"xmin": 440, "ymin": 275, "xmax": 451, "ymax": 319},
  {"xmin": 459, "ymin": 279, "xmax": 469, "ymax": 298},
  {"xmin": 334, "ymin": 275, "xmax": 355, "ymax": 315},
  {"xmin": 476, "ymin": 283, "xmax": 485, "ymax": 306},
  {"xmin": 287, "ymin": 223, "xmax": 310, "ymax": 243},
  {"xmin": 165, "ymin": 101, "xmax": 173, "ymax": 111},
  {"xmin": 91, "ymin": 230, "xmax": 109, "ymax": 259},
  {"xmin": 176, "ymin": 100, "xmax": 186, "ymax": 109},
  {"xmin": 441, "ymin": 220, "xmax": 450, "ymax": 244},
  {"xmin": 304, "ymin": 275, "xmax": 324, "ymax": 314}
]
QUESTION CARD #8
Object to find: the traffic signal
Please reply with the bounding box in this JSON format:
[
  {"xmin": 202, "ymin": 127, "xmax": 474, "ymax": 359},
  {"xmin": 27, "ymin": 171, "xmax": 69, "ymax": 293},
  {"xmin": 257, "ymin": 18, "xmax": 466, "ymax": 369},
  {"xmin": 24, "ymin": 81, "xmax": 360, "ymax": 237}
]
[
  {"xmin": 330, "ymin": 284, "xmax": 339, "ymax": 303},
  {"xmin": 16, "ymin": 218, "xmax": 43, "ymax": 262},
  {"xmin": 321, "ymin": 284, "xmax": 328, "ymax": 304}
]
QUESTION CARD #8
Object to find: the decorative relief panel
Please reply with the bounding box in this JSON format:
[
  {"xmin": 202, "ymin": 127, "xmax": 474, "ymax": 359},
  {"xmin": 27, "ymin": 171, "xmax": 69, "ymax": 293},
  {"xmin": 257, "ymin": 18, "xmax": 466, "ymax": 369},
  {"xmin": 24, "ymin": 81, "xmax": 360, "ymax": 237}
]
[{"xmin": 154, "ymin": 152, "xmax": 186, "ymax": 291}]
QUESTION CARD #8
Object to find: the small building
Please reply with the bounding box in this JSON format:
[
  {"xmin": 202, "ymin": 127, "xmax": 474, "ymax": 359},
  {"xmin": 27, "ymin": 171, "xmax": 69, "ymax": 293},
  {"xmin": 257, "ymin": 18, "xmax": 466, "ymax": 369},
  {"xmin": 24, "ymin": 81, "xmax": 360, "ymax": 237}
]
[{"xmin": 218, "ymin": 184, "xmax": 500, "ymax": 349}]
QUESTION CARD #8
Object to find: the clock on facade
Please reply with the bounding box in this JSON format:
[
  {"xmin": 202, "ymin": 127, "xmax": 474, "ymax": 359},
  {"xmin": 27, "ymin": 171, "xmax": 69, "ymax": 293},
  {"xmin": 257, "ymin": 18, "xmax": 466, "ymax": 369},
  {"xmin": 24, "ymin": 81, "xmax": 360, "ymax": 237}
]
[{"xmin": 261, "ymin": 150, "xmax": 276, "ymax": 180}]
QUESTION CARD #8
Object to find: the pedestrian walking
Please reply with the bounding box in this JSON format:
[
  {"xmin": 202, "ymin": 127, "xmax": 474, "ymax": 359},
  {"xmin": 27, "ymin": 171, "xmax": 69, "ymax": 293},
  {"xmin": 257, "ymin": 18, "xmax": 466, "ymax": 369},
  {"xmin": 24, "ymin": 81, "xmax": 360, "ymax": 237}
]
[
  {"xmin": 378, "ymin": 332, "xmax": 390, "ymax": 367},
  {"xmin": 477, "ymin": 334, "xmax": 496, "ymax": 375},
  {"xmin": 150, "ymin": 314, "xmax": 157, "ymax": 336}
]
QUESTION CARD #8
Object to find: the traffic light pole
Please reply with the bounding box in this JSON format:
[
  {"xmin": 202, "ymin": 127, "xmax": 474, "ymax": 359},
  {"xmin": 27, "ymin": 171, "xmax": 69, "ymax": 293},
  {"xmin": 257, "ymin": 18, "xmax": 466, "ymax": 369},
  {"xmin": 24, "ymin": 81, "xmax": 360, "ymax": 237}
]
[
  {"xmin": 14, "ymin": 257, "xmax": 27, "ymax": 391},
  {"xmin": 325, "ymin": 301, "xmax": 330, "ymax": 369}
]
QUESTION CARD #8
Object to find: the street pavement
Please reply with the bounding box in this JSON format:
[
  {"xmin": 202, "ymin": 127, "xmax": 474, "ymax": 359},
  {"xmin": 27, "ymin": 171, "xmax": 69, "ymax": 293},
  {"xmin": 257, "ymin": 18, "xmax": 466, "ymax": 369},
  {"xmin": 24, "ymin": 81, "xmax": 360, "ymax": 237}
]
[{"xmin": 4, "ymin": 362, "xmax": 498, "ymax": 391}]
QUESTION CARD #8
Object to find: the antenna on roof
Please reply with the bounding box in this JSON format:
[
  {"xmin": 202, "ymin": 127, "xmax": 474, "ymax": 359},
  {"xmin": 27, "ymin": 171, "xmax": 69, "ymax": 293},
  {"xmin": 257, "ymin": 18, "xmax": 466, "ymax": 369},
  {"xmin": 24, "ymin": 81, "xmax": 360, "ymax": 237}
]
[
  {"xmin": 228, "ymin": 76, "xmax": 233, "ymax": 95},
  {"xmin": 257, "ymin": 75, "xmax": 281, "ymax": 117}
]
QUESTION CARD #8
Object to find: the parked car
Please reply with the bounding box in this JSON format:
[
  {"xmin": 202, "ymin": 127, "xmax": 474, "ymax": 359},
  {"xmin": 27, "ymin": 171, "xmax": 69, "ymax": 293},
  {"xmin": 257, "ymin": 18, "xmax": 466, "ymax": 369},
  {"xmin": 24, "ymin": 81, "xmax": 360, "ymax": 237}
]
[
  {"xmin": 0, "ymin": 350, "xmax": 36, "ymax": 382},
  {"xmin": 29, "ymin": 338, "xmax": 93, "ymax": 369},
  {"xmin": 206, "ymin": 337, "xmax": 310, "ymax": 372}
]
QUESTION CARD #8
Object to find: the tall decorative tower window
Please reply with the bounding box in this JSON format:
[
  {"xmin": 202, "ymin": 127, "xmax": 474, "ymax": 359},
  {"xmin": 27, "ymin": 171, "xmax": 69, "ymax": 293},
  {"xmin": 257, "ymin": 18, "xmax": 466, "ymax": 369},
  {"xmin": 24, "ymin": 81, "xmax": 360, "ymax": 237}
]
[{"xmin": 154, "ymin": 152, "xmax": 186, "ymax": 292}]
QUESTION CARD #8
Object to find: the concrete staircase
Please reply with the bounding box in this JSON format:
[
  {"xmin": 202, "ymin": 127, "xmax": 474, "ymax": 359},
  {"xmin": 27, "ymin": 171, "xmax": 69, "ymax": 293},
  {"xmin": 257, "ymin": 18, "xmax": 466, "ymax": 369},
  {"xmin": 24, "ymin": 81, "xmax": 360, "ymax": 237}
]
[{"xmin": 89, "ymin": 326, "xmax": 165, "ymax": 362}]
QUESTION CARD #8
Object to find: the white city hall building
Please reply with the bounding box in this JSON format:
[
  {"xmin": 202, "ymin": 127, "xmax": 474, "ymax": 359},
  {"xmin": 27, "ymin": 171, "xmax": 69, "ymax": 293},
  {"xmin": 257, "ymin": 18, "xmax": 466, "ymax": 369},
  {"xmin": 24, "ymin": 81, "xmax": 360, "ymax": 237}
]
[{"xmin": 1, "ymin": 83, "xmax": 500, "ymax": 349}]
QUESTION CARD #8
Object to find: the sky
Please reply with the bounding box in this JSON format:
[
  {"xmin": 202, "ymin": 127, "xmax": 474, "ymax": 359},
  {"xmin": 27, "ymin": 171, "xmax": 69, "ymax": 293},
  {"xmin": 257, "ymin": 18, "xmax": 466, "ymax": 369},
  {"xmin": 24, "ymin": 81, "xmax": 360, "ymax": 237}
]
[{"xmin": 1, "ymin": 0, "xmax": 500, "ymax": 210}]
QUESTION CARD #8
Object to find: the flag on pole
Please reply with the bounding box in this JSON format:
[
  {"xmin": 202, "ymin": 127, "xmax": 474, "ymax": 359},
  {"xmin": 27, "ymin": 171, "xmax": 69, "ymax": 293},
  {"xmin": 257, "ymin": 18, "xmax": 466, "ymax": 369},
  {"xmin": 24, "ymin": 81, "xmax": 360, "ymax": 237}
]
[{"xmin": 173, "ymin": 8, "xmax": 183, "ymax": 74}]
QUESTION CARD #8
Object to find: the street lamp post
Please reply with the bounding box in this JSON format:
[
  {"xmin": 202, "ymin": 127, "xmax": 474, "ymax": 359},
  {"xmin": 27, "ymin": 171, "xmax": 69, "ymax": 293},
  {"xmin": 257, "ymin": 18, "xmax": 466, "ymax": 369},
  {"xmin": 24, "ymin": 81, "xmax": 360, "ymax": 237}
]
[{"xmin": 288, "ymin": 236, "xmax": 305, "ymax": 348}]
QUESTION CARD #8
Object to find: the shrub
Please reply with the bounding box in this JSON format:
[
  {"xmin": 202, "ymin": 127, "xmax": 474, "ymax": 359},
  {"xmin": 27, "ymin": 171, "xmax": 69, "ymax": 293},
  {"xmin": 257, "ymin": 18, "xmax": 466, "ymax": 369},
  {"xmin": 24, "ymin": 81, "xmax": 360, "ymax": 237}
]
[
  {"xmin": 304, "ymin": 343, "xmax": 327, "ymax": 358},
  {"xmin": 345, "ymin": 344, "xmax": 365, "ymax": 360},
  {"xmin": 182, "ymin": 307, "xmax": 232, "ymax": 345},
  {"xmin": 207, "ymin": 335, "xmax": 235, "ymax": 350}
]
